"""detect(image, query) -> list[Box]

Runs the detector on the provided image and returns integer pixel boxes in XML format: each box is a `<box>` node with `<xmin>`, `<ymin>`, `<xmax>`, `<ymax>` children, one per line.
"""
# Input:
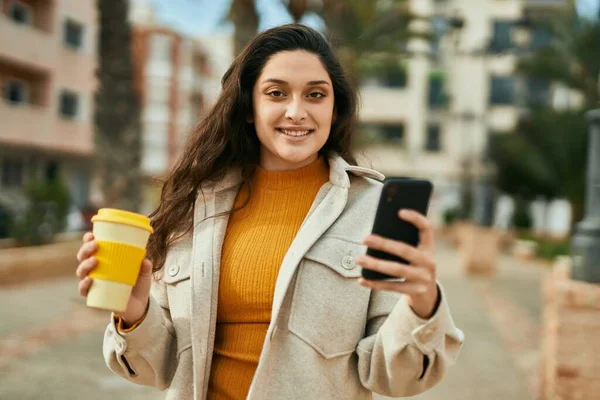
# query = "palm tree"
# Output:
<box><xmin>489</xmin><ymin>4</ymin><xmax>600</xmax><ymax>224</ymax></box>
<box><xmin>517</xmin><ymin>3</ymin><xmax>600</xmax><ymax>108</ymax></box>
<box><xmin>95</xmin><ymin>0</ymin><xmax>142</xmax><ymax>212</ymax></box>
<box><xmin>228</xmin><ymin>0</ymin><xmax>419</xmax><ymax>85</ymax></box>
<box><xmin>318</xmin><ymin>0</ymin><xmax>418</xmax><ymax>83</ymax></box>
<box><xmin>228</xmin><ymin>0</ymin><xmax>260</xmax><ymax>56</ymax></box>
<box><xmin>489</xmin><ymin>108</ymin><xmax>588</xmax><ymax>223</ymax></box>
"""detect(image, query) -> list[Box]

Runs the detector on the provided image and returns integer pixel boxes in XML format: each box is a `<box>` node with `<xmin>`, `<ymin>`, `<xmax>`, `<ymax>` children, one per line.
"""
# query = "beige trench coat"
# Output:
<box><xmin>103</xmin><ymin>154</ymin><xmax>464</xmax><ymax>399</ymax></box>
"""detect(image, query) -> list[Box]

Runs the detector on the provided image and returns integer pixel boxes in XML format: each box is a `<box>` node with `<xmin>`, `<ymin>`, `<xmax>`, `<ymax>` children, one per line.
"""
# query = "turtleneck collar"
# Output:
<box><xmin>253</xmin><ymin>157</ymin><xmax>329</xmax><ymax>190</ymax></box>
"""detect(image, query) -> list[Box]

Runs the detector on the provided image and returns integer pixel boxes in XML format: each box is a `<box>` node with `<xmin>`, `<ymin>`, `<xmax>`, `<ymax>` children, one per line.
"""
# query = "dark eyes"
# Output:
<box><xmin>266</xmin><ymin>91</ymin><xmax>326</xmax><ymax>99</ymax></box>
<box><xmin>267</xmin><ymin>90</ymin><xmax>285</xmax><ymax>98</ymax></box>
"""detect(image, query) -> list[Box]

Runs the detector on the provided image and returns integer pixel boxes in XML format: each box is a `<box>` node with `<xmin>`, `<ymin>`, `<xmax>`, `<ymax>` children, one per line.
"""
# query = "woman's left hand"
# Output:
<box><xmin>356</xmin><ymin>209</ymin><xmax>439</xmax><ymax>319</ymax></box>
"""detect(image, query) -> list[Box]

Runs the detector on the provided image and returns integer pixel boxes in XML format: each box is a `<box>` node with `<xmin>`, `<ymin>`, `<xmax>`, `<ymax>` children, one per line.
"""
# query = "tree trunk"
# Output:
<box><xmin>95</xmin><ymin>0</ymin><xmax>142</xmax><ymax>212</ymax></box>
<box><xmin>229</xmin><ymin>0</ymin><xmax>259</xmax><ymax>56</ymax></box>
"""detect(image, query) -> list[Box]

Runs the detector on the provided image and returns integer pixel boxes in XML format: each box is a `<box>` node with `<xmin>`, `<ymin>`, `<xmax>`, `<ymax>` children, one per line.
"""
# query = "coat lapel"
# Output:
<box><xmin>190</xmin><ymin>180</ymin><xmax>240</xmax><ymax>400</ymax></box>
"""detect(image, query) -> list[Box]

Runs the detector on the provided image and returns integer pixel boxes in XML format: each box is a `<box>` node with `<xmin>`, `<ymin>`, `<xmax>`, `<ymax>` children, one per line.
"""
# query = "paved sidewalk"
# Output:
<box><xmin>0</xmin><ymin>239</ymin><xmax>548</xmax><ymax>399</ymax></box>
<box><xmin>376</xmin><ymin>239</ymin><xmax>547</xmax><ymax>400</ymax></box>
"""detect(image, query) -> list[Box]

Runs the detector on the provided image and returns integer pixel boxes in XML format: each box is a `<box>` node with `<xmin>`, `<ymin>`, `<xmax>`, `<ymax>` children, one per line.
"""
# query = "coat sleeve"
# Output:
<box><xmin>355</xmin><ymin>283</ymin><xmax>464</xmax><ymax>397</ymax></box>
<box><xmin>102</xmin><ymin>277</ymin><xmax>177</xmax><ymax>390</ymax></box>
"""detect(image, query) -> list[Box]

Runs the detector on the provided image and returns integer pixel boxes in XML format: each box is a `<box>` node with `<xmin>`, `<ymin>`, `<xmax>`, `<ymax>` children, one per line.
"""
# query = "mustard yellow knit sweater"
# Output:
<box><xmin>207</xmin><ymin>158</ymin><xmax>330</xmax><ymax>399</ymax></box>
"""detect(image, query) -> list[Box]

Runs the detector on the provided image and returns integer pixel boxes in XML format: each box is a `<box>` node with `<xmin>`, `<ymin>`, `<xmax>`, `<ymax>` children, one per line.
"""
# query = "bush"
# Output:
<box><xmin>536</xmin><ymin>238</ymin><xmax>570</xmax><ymax>261</ymax></box>
<box><xmin>443</xmin><ymin>206</ymin><xmax>462</xmax><ymax>225</ymax></box>
<box><xmin>9</xmin><ymin>178</ymin><xmax>71</xmax><ymax>246</ymax></box>
<box><xmin>0</xmin><ymin>204</ymin><xmax>12</xmax><ymax>239</ymax></box>
<box><xmin>517</xmin><ymin>231</ymin><xmax>571</xmax><ymax>261</ymax></box>
<box><xmin>513</xmin><ymin>202</ymin><xmax>533</xmax><ymax>230</ymax></box>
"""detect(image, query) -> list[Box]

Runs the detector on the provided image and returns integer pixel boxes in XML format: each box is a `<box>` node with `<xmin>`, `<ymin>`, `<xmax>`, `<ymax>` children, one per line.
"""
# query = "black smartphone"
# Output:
<box><xmin>362</xmin><ymin>178</ymin><xmax>434</xmax><ymax>280</ymax></box>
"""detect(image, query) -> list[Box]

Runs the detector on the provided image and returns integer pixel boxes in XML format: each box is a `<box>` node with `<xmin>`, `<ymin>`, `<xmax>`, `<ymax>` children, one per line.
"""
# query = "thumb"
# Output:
<box><xmin>138</xmin><ymin>258</ymin><xmax>153</xmax><ymax>278</ymax></box>
<box><xmin>132</xmin><ymin>258</ymin><xmax>154</xmax><ymax>296</ymax></box>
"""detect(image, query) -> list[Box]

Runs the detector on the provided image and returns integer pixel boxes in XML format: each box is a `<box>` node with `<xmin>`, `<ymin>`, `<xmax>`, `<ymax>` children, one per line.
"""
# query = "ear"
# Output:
<box><xmin>332</xmin><ymin>107</ymin><xmax>337</xmax><ymax>123</ymax></box>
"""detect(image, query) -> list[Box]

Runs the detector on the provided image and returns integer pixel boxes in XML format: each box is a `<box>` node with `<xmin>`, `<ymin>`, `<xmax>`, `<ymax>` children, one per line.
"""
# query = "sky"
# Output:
<box><xmin>141</xmin><ymin>0</ymin><xmax>600</xmax><ymax>37</ymax></box>
<box><xmin>141</xmin><ymin>0</ymin><xmax>324</xmax><ymax>36</ymax></box>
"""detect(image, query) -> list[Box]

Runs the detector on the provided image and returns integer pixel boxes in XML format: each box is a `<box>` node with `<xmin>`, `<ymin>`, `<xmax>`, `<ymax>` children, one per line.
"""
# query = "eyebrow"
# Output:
<box><xmin>261</xmin><ymin>78</ymin><xmax>330</xmax><ymax>86</ymax></box>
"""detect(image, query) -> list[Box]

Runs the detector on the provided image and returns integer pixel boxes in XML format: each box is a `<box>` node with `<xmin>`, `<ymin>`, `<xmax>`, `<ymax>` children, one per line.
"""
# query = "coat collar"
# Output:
<box><xmin>201</xmin><ymin>154</ymin><xmax>385</xmax><ymax>194</ymax></box>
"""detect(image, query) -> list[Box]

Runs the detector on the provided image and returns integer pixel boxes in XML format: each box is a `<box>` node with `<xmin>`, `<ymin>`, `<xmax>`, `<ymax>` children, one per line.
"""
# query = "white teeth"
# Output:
<box><xmin>279</xmin><ymin>129</ymin><xmax>310</xmax><ymax>136</ymax></box>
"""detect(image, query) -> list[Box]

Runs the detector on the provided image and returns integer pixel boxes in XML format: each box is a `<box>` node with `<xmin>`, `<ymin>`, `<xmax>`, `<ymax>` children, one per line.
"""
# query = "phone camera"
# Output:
<box><xmin>386</xmin><ymin>184</ymin><xmax>399</xmax><ymax>202</ymax></box>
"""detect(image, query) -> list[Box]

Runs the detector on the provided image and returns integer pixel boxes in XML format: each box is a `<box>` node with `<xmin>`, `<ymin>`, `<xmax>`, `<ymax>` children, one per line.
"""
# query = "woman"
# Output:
<box><xmin>76</xmin><ymin>24</ymin><xmax>463</xmax><ymax>399</ymax></box>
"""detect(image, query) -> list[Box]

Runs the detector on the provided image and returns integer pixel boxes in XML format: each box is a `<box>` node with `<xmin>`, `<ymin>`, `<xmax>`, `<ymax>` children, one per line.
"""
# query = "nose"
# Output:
<box><xmin>285</xmin><ymin>97</ymin><xmax>307</xmax><ymax>122</ymax></box>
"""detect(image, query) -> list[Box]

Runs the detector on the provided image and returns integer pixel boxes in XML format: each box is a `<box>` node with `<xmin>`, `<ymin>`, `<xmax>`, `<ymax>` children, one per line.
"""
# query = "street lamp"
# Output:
<box><xmin>571</xmin><ymin>105</ymin><xmax>600</xmax><ymax>283</ymax></box>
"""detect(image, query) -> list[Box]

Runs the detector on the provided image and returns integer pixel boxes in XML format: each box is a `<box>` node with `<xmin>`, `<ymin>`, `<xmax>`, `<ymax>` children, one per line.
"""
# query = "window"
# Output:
<box><xmin>526</xmin><ymin>78</ymin><xmax>550</xmax><ymax>105</ymax></box>
<box><xmin>428</xmin><ymin>74</ymin><xmax>446</xmax><ymax>108</ymax></box>
<box><xmin>9</xmin><ymin>1</ymin><xmax>32</xmax><ymax>25</ymax></box>
<box><xmin>490</xmin><ymin>77</ymin><xmax>515</xmax><ymax>105</ymax></box>
<box><xmin>381</xmin><ymin>124</ymin><xmax>404</xmax><ymax>141</ymax></box>
<box><xmin>59</xmin><ymin>90</ymin><xmax>79</xmax><ymax>119</ymax></box>
<box><xmin>530</xmin><ymin>27</ymin><xmax>552</xmax><ymax>51</ymax></box>
<box><xmin>3</xmin><ymin>79</ymin><xmax>29</xmax><ymax>105</ymax></box>
<box><xmin>64</xmin><ymin>19</ymin><xmax>84</xmax><ymax>50</ymax></box>
<box><xmin>361</xmin><ymin>123</ymin><xmax>405</xmax><ymax>145</ymax></box>
<box><xmin>1</xmin><ymin>158</ymin><xmax>24</xmax><ymax>187</ymax></box>
<box><xmin>149</xmin><ymin>34</ymin><xmax>173</xmax><ymax>61</ymax></box>
<box><xmin>425</xmin><ymin>124</ymin><xmax>441</xmax><ymax>152</ymax></box>
<box><xmin>490</xmin><ymin>21</ymin><xmax>513</xmax><ymax>53</ymax></box>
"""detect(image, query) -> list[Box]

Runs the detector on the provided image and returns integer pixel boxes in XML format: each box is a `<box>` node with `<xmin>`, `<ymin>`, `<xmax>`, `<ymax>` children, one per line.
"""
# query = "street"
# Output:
<box><xmin>0</xmin><ymin>239</ymin><xmax>547</xmax><ymax>400</ymax></box>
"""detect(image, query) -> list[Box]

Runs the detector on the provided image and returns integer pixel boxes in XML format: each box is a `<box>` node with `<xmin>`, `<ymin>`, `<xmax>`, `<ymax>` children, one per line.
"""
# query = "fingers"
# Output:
<box><xmin>362</xmin><ymin>234</ymin><xmax>434</xmax><ymax>269</ymax></box>
<box><xmin>399</xmin><ymin>209</ymin><xmax>435</xmax><ymax>251</ymax></box>
<box><xmin>78</xmin><ymin>276</ymin><xmax>93</xmax><ymax>297</ymax></box>
<box><xmin>82</xmin><ymin>232</ymin><xmax>94</xmax><ymax>243</ymax></box>
<box><xmin>139</xmin><ymin>259</ymin><xmax>153</xmax><ymax>276</ymax></box>
<box><xmin>76</xmin><ymin>256</ymin><xmax>97</xmax><ymax>279</ymax></box>
<box><xmin>76</xmin><ymin>240</ymin><xmax>97</xmax><ymax>262</ymax></box>
<box><xmin>356</xmin><ymin>255</ymin><xmax>429</xmax><ymax>282</ymax></box>
<box><xmin>358</xmin><ymin>278</ymin><xmax>427</xmax><ymax>295</ymax></box>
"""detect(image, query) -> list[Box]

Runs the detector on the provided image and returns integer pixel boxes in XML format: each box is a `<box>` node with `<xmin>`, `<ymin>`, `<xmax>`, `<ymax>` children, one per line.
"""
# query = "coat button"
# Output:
<box><xmin>341</xmin><ymin>255</ymin><xmax>356</xmax><ymax>270</ymax></box>
<box><xmin>168</xmin><ymin>265</ymin><xmax>180</xmax><ymax>277</ymax></box>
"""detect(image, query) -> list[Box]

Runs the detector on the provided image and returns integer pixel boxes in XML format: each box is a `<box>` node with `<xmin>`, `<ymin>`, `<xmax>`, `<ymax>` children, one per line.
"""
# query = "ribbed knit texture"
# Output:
<box><xmin>207</xmin><ymin>157</ymin><xmax>330</xmax><ymax>400</ymax></box>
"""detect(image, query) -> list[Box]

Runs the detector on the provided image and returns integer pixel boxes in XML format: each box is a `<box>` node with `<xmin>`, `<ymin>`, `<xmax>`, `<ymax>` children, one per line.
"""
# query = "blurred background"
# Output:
<box><xmin>0</xmin><ymin>0</ymin><xmax>599</xmax><ymax>399</ymax></box>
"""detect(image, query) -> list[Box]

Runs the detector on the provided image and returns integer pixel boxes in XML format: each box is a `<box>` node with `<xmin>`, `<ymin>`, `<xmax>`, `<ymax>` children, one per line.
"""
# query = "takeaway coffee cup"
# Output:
<box><xmin>86</xmin><ymin>208</ymin><xmax>153</xmax><ymax>312</ymax></box>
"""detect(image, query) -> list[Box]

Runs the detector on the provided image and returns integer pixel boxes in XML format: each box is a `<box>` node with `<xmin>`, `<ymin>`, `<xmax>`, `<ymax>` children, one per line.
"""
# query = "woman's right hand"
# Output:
<box><xmin>76</xmin><ymin>232</ymin><xmax>153</xmax><ymax>326</ymax></box>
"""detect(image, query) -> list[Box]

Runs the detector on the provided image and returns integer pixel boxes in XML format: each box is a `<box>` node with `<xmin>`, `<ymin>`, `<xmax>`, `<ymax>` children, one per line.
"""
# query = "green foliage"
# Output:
<box><xmin>9</xmin><ymin>178</ymin><xmax>71</xmax><ymax>246</ymax></box>
<box><xmin>0</xmin><ymin>204</ymin><xmax>12</xmax><ymax>239</ymax></box>
<box><xmin>490</xmin><ymin>6</ymin><xmax>598</xmax><ymax>226</ymax></box>
<box><xmin>536</xmin><ymin>238</ymin><xmax>570</xmax><ymax>261</ymax></box>
<box><xmin>518</xmin><ymin>231</ymin><xmax>570</xmax><ymax>261</ymax></box>
<box><xmin>358</xmin><ymin>57</ymin><xmax>407</xmax><ymax>87</ymax></box>
<box><xmin>512</xmin><ymin>202</ymin><xmax>533</xmax><ymax>230</ymax></box>
<box><xmin>443</xmin><ymin>206</ymin><xmax>462</xmax><ymax>225</ymax></box>
<box><xmin>489</xmin><ymin>108</ymin><xmax>588</xmax><ymax>222</ymax></box>
<box><xmin>517</xmin><ymin>5</ymin><xmax>600</xmax><ymax>108</ymax></box>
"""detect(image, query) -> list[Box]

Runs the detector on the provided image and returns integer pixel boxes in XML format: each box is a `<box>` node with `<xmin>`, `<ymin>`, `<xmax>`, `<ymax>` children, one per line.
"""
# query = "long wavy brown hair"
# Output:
<box><xmin>147</xmin><ymin>24</ymin><xmax>359</xmax><ymax>272</ymax></box>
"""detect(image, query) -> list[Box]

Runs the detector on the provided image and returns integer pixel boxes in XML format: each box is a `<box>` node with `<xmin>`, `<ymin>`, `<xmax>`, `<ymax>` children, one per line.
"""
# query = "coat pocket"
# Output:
<box><xmin>162</xmin><ymin>249</ymin><xmax>192</xmax><ymax>353</ymax></box>
<box><xmin>288</xmin><ymin>237</ymin><xmax>371</xmax><ymax>359</ymax></box>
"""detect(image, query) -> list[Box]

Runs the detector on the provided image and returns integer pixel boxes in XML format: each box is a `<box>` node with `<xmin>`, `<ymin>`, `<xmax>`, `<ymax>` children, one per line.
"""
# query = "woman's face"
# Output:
<box><xmin>251</xmin><ymin>50</ymin><xmax>335</xmax><ymax>171</ymax></box>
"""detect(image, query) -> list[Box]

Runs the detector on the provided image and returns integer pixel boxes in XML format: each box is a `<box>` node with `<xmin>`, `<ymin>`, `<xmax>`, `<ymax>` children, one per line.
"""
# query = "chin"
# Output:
<box><xmin>275</xmin><ymin>148</ymin><xmax>319</xmax><ymax>168</ymax></box>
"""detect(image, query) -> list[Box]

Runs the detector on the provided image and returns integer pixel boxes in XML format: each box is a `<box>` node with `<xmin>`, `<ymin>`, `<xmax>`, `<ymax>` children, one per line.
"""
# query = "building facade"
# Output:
<box><xmin>358</xmin><ymin>0</ymin><xmax>568</xmax><ymax>226</ymax></box>
<box><xmin>0</xmin><ymin>0</ymin><xmax>97</xmax><ymax>212</ymax></box>
<box><xmin>129</xmin><ymin>2</ymin><xmax>219</xmax><ymax>214</ymax></box>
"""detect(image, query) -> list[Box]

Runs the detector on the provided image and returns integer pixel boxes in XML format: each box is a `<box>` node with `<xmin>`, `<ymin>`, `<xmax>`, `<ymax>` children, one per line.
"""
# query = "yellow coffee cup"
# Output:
<box><xmin>86</xmin><ymin>208</ymin><xmax>154</xmax><ymax>312</ymax></box>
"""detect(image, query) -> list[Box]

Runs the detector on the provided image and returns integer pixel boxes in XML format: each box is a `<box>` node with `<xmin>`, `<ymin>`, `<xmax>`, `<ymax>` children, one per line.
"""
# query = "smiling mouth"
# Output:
<box><xmin>276</xmin><ymin>128</ymin><xmax>314</xmax><ymax>137</ymax></box>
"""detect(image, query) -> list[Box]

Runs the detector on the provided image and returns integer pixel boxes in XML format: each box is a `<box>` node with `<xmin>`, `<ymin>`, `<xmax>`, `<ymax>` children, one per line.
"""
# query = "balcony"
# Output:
<box><xmin>0</xmin><ymin>102</ymin><xmax>93</xmax><ymax>155</ymax></box>
<box><xmin>0</xmin><ymin>15</ymin><xmax>57</xmax><ymax>72</ymax></box>
<box><xmin>525</xmin><ymin>0</ymin><xmax>566</xmax><ymax>8</ymax></box>
<box><xmin>359</xmin><ymin>86</ymin><xmax>413</xmax><ymax>123</ymax></box>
